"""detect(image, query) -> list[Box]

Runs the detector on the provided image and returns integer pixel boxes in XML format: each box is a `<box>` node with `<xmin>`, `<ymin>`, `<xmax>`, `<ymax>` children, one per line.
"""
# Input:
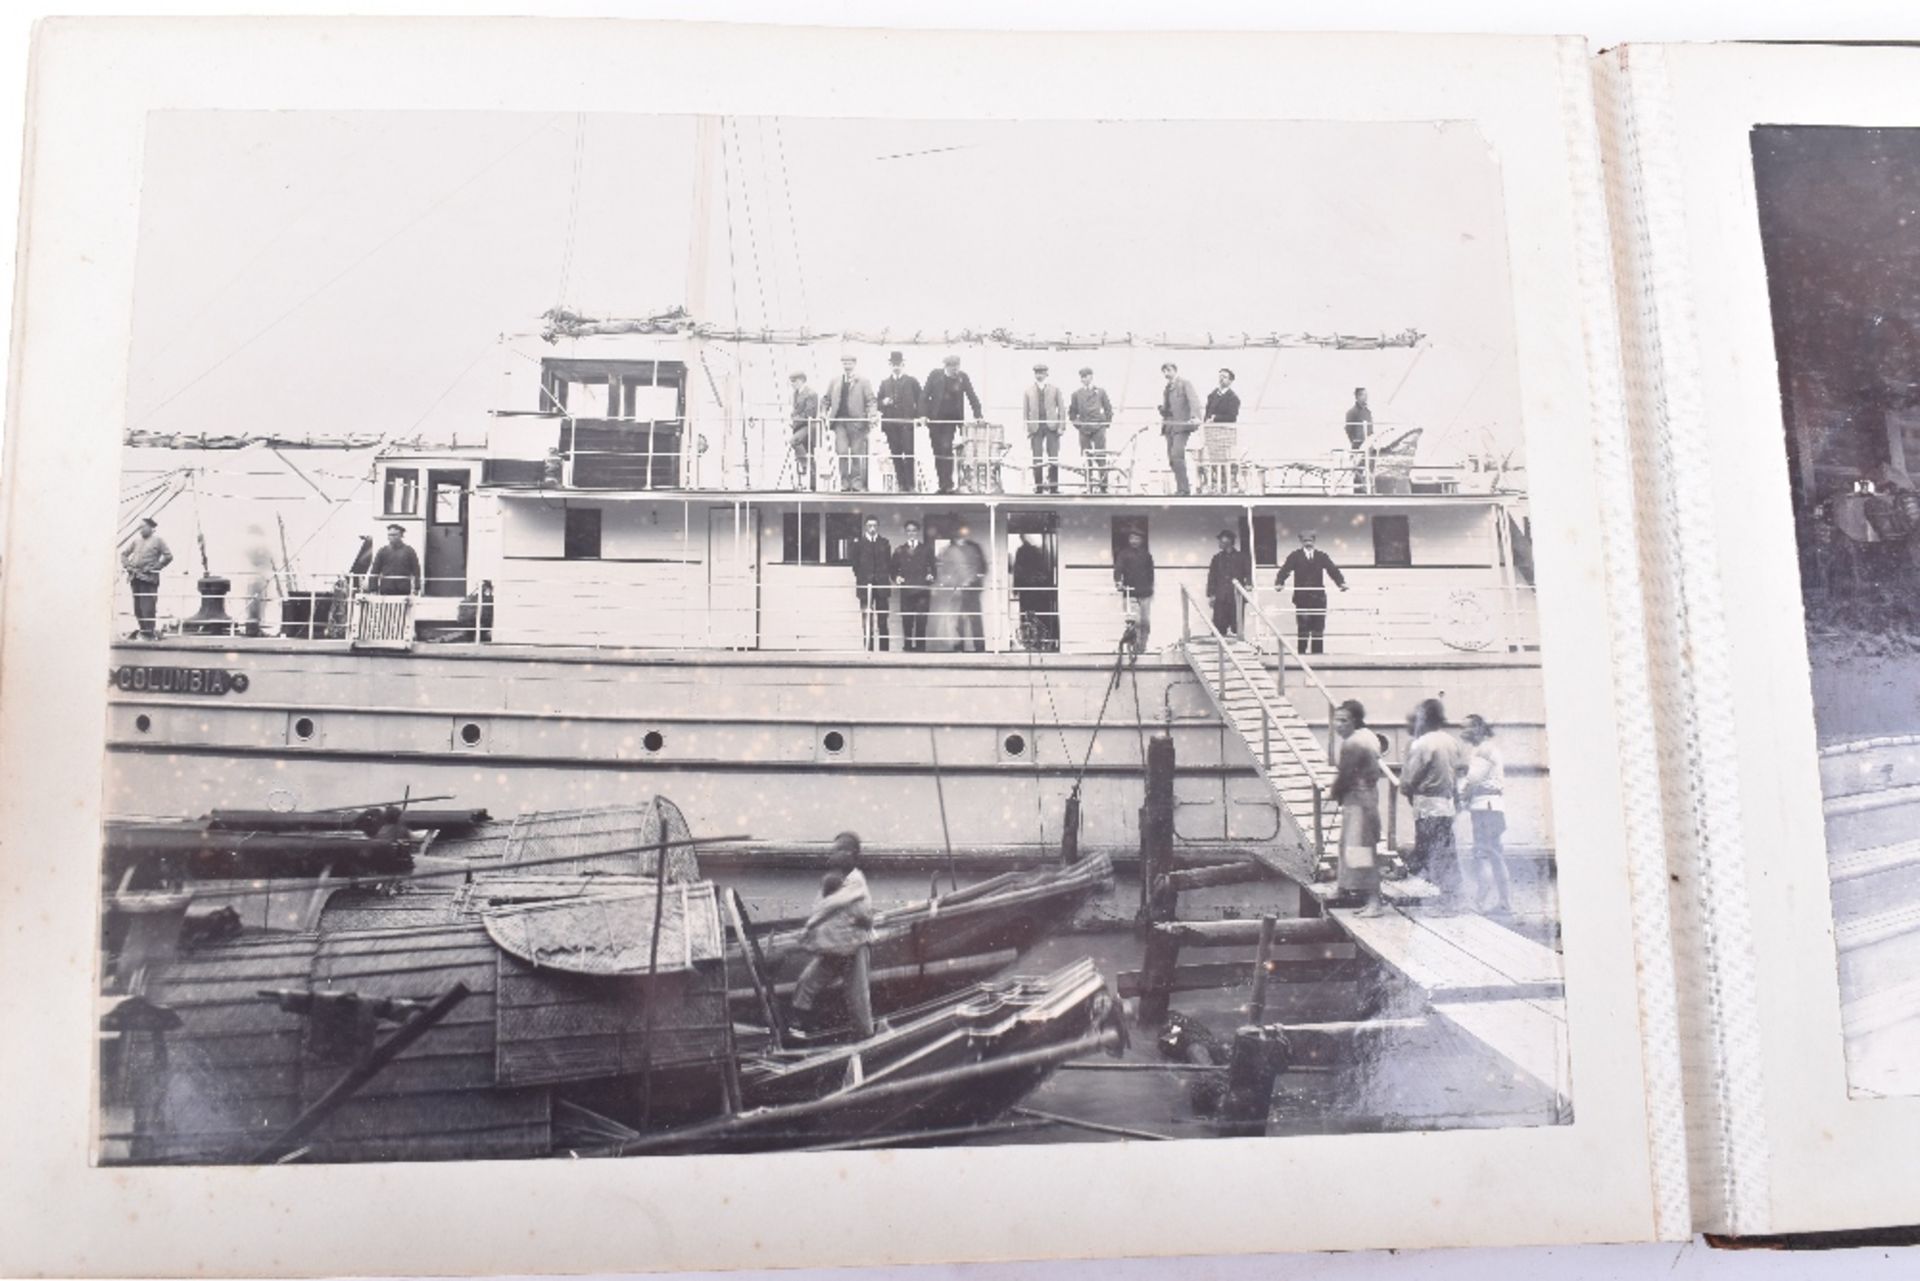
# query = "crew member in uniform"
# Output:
<box><xmin>1205</xmin><ymin>368</ymin><xmax>1241</xmax><ymax>424</ymax></box>
<box><xmin>789</xmin><ymin>371</ymin><xmax>820</xmax><ymax>491</ymax></box>
<box><xmin>1273</xmin><ymin>529</ymin><xmax>1346</xmax><ymax>654</ymax></box>
<box><xmin>370</xmin><ymin>523</ymin><xmax>423</xmax><ymax>596</ymax></box>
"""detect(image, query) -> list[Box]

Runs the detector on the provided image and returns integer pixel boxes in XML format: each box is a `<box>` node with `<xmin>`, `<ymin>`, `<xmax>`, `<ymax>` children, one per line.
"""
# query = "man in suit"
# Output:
<box><xmin>890</xmin><ymin>519</ymin><xmax>936</xmax><ymax>652</ymax></box>
<box><xmin>1158</xmin><ymin>361</ymin><xmax>1202</xmax><ymax>496</ymax></box>
<box><xmin>1069</xmin><ymin>366</ymin><xmax>1114</xmax><ymax>493</ymax></box>
<box><xmin>923</xmin><ymin>354</ymin><xmax>984</xmax><ymax>495</ymax></box>
<box><xmin>1273</xmin><ymin>530</ymin><xmax>1348</xmax><ymax>654</ymax></box>
<box><xmin>1205</xmin><ymin>528</ymin><xmax>1251</xmax><ymax>636</ymax></box>
<box><xmin>850</xmin><ymin>516</ymin><xmax>893</xmax><ymax>652</ymax></box>
<box><xmin>1022</xmin><ymin>363</ymin><xmax>1067</xmax><ymax>494</ymax></box>
<box><xmin>821</xmin><ymin>354</ymin><xmax>878</xmax><ymax>492</ymax></box>
<box><xmin>789</xmin><ymin>371</ymin><xmax>820</xmax><ymax>491</ymax></box>
<box><xmin>876</xmin><ymin>350</ymin><xmax>923</xmax><ymax>493</ymax></box>
<box><xmin>1205</xmin><ymin>368</ymin><xmax>1241</xmax><ymax>425</ymax></box>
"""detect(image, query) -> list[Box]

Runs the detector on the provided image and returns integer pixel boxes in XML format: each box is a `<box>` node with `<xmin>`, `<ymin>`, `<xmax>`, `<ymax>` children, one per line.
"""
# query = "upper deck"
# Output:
<box><xmin>464</xmin><ymin>329</ymin><xmax>1523</xmax><ymax>504</ymax></box>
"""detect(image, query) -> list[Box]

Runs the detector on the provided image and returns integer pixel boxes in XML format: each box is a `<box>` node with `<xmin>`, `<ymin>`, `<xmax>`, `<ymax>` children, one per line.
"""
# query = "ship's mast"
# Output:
<box><xmin>684</xmin><ymin>115</ymin><xmax>723</xmax><ymax>485</ymax></box>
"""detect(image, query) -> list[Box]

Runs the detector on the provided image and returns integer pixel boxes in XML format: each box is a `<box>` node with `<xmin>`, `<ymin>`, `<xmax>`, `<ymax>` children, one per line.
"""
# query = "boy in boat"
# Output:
<box><xmin>790</xmin><ymin>832</ymin><xmax>876</xmax><ymax>1038</ymax></box>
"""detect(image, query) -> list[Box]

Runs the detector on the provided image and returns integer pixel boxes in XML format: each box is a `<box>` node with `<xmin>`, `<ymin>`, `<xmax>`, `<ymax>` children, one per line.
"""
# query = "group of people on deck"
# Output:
<box><xmin>789</xmin><ymin>350</ymin><xmax>1324</xmax><ymax>497</ymax></box>
<box><xmin>1327</xmin><ymin>696</ymin><xmax>1510</xmax><ymax>920</ymax></box>
<box><xmin>841</xmin><ymin>514</ymin><xmax>1358</xmax><ymax>659</ymax></box>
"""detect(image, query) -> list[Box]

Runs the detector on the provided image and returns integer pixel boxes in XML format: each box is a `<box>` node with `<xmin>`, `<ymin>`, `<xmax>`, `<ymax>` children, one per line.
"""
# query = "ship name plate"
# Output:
<box><xmin>110</xmin><ymin>664</ymin><xmax>250</xmax><ymax>695</ymax></box>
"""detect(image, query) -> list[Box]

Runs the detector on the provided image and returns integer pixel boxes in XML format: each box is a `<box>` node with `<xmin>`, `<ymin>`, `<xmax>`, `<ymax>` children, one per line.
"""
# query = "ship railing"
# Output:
<box><xmin>109</xmin><ymin>567</ymin><xmax>1534</xmax><ymax>659</ymax></box>
<box><xmin>498</xmin><ymin>412</ymin><xmax>1504</xmax><ymax>498</ymax></box>
<box><xmin>1233</xmin><ymin>580</ymin><xmax>1540</xmax><ymax>657</ymax></box>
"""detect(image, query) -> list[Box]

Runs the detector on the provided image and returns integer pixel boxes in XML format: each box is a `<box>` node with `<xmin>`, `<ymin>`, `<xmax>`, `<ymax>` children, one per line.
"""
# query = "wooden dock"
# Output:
<box><xmin>1328</xmin><ymin>901</ymin><xmax>1570</xmax><ymax>1112</ymax></box>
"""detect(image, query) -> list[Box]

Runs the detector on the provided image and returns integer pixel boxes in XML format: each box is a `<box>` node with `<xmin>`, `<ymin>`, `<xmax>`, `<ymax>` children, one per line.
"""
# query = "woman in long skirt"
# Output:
<box><xmin>1330</xmin><ymin>698</ymin><xmax>1386</xmax><ymax>917</ymax></box>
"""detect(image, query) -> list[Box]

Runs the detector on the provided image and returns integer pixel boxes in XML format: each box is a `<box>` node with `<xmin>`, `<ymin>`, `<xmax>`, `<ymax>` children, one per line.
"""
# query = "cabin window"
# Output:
<box><xmin>564</xmin><ymin>507</ymin><xmax>603</xmax><ymax>560</ymax></box>
<box><xmin>383</xmin><ymin>469</ymin><xmax>420</xmax><ymax>517</ymax></box>
<box><xmin>1372</xmin><ymin>515</ymin><xmax>1412</xmax><ymax>567</ymax></box>
<box><xmin>781</xmin><ymin>512</ymin><xmax>860</xmax><ymax>565</ymax></box>
<box><xmin>431</xmin><ymin>481</ymin><xmax>465</xmax><ymax>525</ymax></box>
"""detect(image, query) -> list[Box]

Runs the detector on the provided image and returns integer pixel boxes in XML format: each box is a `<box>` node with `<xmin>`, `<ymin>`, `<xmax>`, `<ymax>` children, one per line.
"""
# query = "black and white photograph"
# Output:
<box><xmin>89</xmin><ymin>110</ymin><xmax>1574</xmax><ymax>1165</ymax></box>
<box><xmin>1754</xmin><ymin>123</ymin><xmax>1920</xmax><ymax>1100</ymax></box>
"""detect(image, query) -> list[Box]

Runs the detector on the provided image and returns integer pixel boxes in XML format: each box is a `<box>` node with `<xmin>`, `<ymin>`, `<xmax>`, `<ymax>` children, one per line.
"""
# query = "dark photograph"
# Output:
<box><xmin>1755</xmin><ymin>124</ymin><xmax>1920</xmax><ymax>1097</ymax></box>
<box><xmin>96</xmin><ymin>113</ymin><xmax>1567</xmax><ymax>1165</ymax></box>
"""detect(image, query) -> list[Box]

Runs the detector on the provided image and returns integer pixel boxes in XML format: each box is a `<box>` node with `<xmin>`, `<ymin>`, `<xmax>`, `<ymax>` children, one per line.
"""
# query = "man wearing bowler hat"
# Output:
<box><xmin>877</xmin><ymin>350</ymin><xmax>923</xmax><ymax>493</ymax></box>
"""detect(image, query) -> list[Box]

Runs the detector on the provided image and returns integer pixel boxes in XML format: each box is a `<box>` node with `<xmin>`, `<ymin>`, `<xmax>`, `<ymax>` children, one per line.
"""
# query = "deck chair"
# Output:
<box><xmin>956</xmin><ymin>422</ymin><xmax>1010</xmax><ymax>494</ymax></box>
<box><xmin>1196</xmin><ymin>425</ymin><xmax>1250</xmax><ymax>494</ymax></box>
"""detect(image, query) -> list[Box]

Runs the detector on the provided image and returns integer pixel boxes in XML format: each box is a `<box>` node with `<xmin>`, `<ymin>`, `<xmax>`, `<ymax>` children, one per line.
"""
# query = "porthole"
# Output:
<box><xmin>822</xmin><ymin>730</ymin><xmax>846</xmax><ymax>754</ymax></box>
<box><xmin>292</xmin><ymin>716</ymin><xmax>316</xmax><ymax>742</ymax></box>
<box><xmin>459</xmin><ymin>722</ymin><xmax>483</xmax><ymax>747</ymax></box>
<box><xmin>134</xmin><ymin>714</ymin><xmax>152</xmax><ymax>734</ymax></box>
<box><xmin>643</xmin><ymin>730</ymin><xmax>665</xmax><ymax>753</ymax></box>
<box><xmin>1004</xmin><ymin>732</ymin><xmax>1026</xmax><ymax>758</ymax></box>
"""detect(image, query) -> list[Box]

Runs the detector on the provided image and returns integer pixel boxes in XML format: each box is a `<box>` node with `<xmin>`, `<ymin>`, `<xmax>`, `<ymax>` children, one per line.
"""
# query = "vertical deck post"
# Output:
<box><xmin>1245</xmin><ymin>915</ymin><xmax>1277</xmax><ymax>1024</ymax></box>
<box><xmin>1312</xmin><ymin>782</ymin><xmax>1325</xmax><ymax>864</ymax></box>
<box><xmin>1136</xmin><ymin>733</ymin><xmax>1179</xmax><ymax>1027</ymax></box>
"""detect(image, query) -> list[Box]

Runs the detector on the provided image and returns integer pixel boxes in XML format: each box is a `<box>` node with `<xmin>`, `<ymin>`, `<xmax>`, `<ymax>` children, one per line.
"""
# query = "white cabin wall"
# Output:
<box><xmin>488</xmin><ymin>498</ymin><xmax>703</xmax><ymax>645</ymax></box>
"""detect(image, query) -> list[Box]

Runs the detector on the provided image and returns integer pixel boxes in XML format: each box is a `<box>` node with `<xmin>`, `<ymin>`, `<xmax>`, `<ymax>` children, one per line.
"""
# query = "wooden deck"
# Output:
<box><xmin>1328</xmin><ymin>902</ymin><xmax>1570</xmax><ymax>1111</ymax></box>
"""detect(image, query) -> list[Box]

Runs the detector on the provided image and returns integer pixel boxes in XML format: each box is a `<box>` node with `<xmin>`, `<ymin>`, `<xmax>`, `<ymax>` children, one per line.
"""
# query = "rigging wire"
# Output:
<box><xmin>733</xmin><ymin>117</ymin><xmax>772</xmax><ymax>331</ymax></box>
<box><xmin>129</xmin><ymin>117</ymin><xmax>562</xmax><ymax>433</ymax></box>
<box><xmin>772</xmin><ymin>117</ymin><xmax>810</xmax><ymax>327</ymax></box>
<box><xmin>753</xmin><ymin>118</ymin><xmax>786</xmax><ymax>326</ymax></box>
<box><xmin>555</xmin><ymin>113</ymin><xmax>587</xmax><ymax>308</ymax></box>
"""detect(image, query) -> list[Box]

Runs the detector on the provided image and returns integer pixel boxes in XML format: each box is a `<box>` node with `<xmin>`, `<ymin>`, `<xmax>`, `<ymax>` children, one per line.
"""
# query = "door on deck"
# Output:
<box><xmin>1006</xmin><ymin>510</ymin><xmax>1059</xmax><ymax>651</ymax></box>
<box><xmin>423</xmin><ymin>470</ymin><xmax>470</xmax><ymax>597</ymax></box>
<box><xmin>707</xmin><ymin>506</ymin><xmax>759</xmax><ymax>648</ymax></box>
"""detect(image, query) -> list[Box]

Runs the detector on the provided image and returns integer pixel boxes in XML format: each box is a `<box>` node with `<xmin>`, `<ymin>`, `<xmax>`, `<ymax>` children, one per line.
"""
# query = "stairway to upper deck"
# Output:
<box><xmin>1177</xmin><ymin>623</ymin><xmax>1341</xmax><ymax>885</ymax></box>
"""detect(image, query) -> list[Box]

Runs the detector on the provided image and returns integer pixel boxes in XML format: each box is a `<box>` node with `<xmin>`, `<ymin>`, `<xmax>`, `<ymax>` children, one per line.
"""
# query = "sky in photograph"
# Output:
<box><xmin>122</xmin><ymin>112</ymin><xmax>1522</xmax><ymax>458</ymax></box>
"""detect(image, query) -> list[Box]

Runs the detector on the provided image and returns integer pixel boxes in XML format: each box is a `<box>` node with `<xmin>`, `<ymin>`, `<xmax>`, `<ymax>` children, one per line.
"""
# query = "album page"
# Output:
<box><xmin>1597</xmin><ymin>39</ymin><xmax>1920</xmax><ymax>1236</ymax></box>
<box><xmin>0</xmin><ymin>19</ymin><xmax>1680</xmax><ymax>1273</ymax></box>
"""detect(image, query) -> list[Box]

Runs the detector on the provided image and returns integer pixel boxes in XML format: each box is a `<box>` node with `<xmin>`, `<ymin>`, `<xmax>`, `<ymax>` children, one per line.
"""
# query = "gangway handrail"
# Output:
<box><xmin>1231</xmin><ymin>579</ymin><xmax>1403</xmax><ymax>790</ymax></box>
<box><xmin>1177</xmin><ymin>585</ymin><xmax>1331</xmax><ymax>865</ymax></box>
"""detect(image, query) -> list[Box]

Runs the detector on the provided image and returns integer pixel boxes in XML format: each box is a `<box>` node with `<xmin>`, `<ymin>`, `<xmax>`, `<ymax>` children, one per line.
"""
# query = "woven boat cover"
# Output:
<box><xmin>482</xmin><ymin>881</ymin><xmax>724</xmax><ymax>976</ymax></box>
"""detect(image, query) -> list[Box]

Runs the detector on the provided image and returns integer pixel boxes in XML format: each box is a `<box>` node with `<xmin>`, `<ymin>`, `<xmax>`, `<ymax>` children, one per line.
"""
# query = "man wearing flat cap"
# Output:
<box><xmin>820</xmin><ymin>354</ymin><xmax>877</xmax><ymax>492</ymax></box>
<box><xmin>877</xmin><ymin>351</ymin><xmax>923</xmax><ymax>493</ymax></box>
<box><xmin>1022</xmin><ymin>362</ymin><xmax>1067</xmax><ymax>495</ymax></box>
<box><xmin>788</xmin><ymin>370</ymin><xmax>820</xmax><ymax>491</ymax></box>
<box><xmin>1069</xmin><ymin>366</ymin><xmax>1115</xmax><ymax>494</ymax></box>
<box><xmin>923</xmin><ymin>354</ymin><xmax>984</xmax><ymax>496</ymax></box>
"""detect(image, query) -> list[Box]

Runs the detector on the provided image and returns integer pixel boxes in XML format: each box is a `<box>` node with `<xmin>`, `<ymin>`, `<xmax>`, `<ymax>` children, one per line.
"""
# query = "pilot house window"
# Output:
<box><xmin>383</xmin><ymin>469</ymin><xmax>420</xmax><ymax>517</ymax></box>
